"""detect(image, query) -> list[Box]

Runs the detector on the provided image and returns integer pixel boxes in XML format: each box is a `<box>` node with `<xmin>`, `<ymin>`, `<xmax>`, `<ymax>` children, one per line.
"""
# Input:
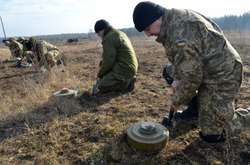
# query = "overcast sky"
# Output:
<box><xmin>0</xmin><ymin>0</ymin><xmax>249</xmax><ymax>37</ymax></box>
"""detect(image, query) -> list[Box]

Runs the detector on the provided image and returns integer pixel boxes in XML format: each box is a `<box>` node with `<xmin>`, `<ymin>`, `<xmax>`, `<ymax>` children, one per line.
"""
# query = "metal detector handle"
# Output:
<box><xmin>0</xmin><ymin>16</ymin><xmax>7</xmax><ymax>40</ymax></box>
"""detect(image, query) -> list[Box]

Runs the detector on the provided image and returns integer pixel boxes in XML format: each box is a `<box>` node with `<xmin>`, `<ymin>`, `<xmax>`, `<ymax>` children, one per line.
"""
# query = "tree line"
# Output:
<box><xmin>1</xmin><ymin>11</ymin><xmax>249</xmax><ymax>43</ymax></box>
<box><xmin>213</xmin><ymin>12</ymin><xmax>250</xmax><ymax>31</ymax></box>
<box><xmin>122</xmin><ymin>11</ymin><xmax>250</xmax><ymax>36</ymax></box>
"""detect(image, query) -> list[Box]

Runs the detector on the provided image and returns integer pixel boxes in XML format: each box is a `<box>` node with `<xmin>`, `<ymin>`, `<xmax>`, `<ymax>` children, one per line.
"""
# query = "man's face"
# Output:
<box><xmin>97</xmin><ymin>30</ymin><xmax>105</xmax><ymax>38</ymax></box>
<box><xmin>143</xmin><ymin>17</ymin><xmax>162</xmax><ymax>37</ymax></box>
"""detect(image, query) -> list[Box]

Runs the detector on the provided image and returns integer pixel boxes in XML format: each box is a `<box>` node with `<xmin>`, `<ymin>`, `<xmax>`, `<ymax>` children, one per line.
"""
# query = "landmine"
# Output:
<box><xmin>127</xmin><ymin>122</ymin><xmax>169</xmax><ymax>152</ymax></box>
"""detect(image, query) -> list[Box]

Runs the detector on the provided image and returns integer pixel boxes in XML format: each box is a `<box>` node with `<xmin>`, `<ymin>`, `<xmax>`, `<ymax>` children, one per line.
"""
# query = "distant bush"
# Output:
<box><xmin>67</xmin><ymin>38</ymin><xmax>79</xmax><ymax>43</ymax></box>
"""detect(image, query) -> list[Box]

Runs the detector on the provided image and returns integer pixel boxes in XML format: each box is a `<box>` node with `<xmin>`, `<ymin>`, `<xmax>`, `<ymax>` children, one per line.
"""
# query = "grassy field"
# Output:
<box><xmin>0</xmin><ymin>32</ymin><xmax>249</xmax><ymax>165</ymax></box>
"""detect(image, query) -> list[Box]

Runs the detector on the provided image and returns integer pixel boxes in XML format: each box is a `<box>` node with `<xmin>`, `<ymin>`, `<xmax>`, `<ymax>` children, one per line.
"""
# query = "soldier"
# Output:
<box><xmin>18</xmin><ymin>37</ymin><xmax>34</xmax><ymax>65</ymax></box>
<box><xmin>27</xmin><ymin>37</ymin><xmax>62</xmax><ymax>69</ymax></box>
<box><xmin>3</xmin><ymin>37</ymin><xmax>24</xmax><ymax>59</ymax></box>
<box><xmin>133</xmin><ymin>1</ymin><xmax>250</xmax><ymax>143</ymax></box>
<box><xmin>17</xmin><ymin>37</ymin><xmax>26</xmax><ymax>45</ymax></box>
<box><xmin>16</xmin><ymin>37</ymin><xmax>34</xmax><ymax>66</ymax></box>
<box><xmin>2</xmin><ymin>37</ymin><xmax>25</xmax><ymax>67</ymax></box>
<box><xmin>93</xmin><ymin>19</ymin><xmax>138</xmax><ymax>94</ymax></box>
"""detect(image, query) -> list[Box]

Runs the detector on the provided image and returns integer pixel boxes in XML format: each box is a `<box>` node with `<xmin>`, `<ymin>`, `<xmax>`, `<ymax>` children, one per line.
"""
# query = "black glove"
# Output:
<box><xmin>162</xmin><ymin>64</ymin><xmax>174</xmax><ymax>85</ymax></box>
<box><xmin>161</xmin><ymin>110</ymin><xmax>175</xmax><ymax>128</ymax></box>
<box><xmin>2</xmin><ymin>39</ymin><xmax>7</xmax><ymax>43</ymax></box>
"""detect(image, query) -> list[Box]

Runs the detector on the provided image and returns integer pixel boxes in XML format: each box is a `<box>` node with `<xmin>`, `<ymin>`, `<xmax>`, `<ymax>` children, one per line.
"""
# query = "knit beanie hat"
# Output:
<box><xmin>94</xmin><ymin>19</ymin><xmax>110</xmax><ymax>33</ymax></box>
<box><xmin>133</xmin><ymin>1</ymin><xmax>165</xmax><ymax>32</ymax></box>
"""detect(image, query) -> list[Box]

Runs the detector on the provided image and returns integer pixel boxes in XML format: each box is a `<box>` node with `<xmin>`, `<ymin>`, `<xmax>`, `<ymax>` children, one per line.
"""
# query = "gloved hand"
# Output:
<box><xmin>161</xmin><ymin>105</ymin><xmax>176</xmax><ymax>128</ymax></box>
<box><xmin>162</xmin><ymin>64</ymin><xmax>174</xmax><ymax>85</ymax></box>
<box><xmin>161</xmin><ymin>115</ymin><xmax>173</xmax><ymax>128</ymax></box>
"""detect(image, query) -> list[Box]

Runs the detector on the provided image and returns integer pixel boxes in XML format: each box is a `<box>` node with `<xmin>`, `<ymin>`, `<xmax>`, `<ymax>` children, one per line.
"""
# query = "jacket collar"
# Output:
<box><xmin>156</xmin><ymin>9</ymin><xmax>172</xmax><ymax>43</ymax></box>
<box><xmin>103</xmin><ymin>27</ymin><xmax>113</xmax><ymax>37</ymax></box>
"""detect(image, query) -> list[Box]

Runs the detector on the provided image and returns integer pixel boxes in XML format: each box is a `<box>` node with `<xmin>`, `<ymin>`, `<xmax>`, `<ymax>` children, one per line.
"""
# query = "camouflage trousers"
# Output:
<box><xmin>25</xmin><ymin>50</ymin><xmax>60</xmax><ymax>67</ymax></box>
<box><xmin>97</xmin><ymin>72</ymin><xmax>134</xmax><ymax>93</ymax></box>
<box><xmin>45</xmin><ymin>50</ymin><xmax>60</xmax><ymax>67</ymax></box>
<box><xmin>198</xmin><ymin>61</ymin><xmax>250</xmax><ymax>136</ymax></box>
<box><xmin>25</xmin><ymin>51</ymin><xmax>35</xmax><ymax>63</ymax></box>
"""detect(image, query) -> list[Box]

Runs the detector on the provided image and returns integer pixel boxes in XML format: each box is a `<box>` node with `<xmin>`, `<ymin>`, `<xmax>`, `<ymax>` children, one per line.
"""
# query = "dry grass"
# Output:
<box><xmin>0</xmin><ymin>33</ymin><xmax>249</xmax><ymax>165</ymax></box>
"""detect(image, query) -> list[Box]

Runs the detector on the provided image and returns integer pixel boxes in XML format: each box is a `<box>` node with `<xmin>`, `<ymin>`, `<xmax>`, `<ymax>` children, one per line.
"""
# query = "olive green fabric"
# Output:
<box><xmin>97</xmin><ymin>28</ymin><xmax>138</xmax><ymax>93</ymax></box>
<box><xmin>97</xmin><ymin>72</ymin><xmax>131</xmax><ymax>93</ymax></box>
<box><xmin>98</xmin><ymin>28</ymin><xmax>138</xmax><ymax>81</ymax></box>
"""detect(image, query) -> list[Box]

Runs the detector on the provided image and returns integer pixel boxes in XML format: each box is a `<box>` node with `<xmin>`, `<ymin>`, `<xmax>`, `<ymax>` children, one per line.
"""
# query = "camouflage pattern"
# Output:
<box><xmin>229</xmin><ymin>108</ymin><xmax>250</xmax><ymax>134</ymax></box>
<box><xmin>24</xmin><ymin>51</ymin><xmax>35</xmax><ymax>64</ymax></box>
<box><xmin>97</xmin><ymin>28</ymin><xmax>138</xmax><ymax>93</ymax></box>
<box><xmin>17</xmin><ymin>37</ymin><xmax>25</xmax><ymax>44</ymax></box>
<box><xmin>31</xmin><ymin>39</ymin><xmax>61</xmax><ymax>68</ymax></box>
<box><xmin>156</xmin><ymin>9</ymin><xmax>249</xmax><ymax>136</ymax></box>
<box><xmin>5</xmin><ymin>38</ymin><xmax>24</xmax><ymax>58</ymax></box>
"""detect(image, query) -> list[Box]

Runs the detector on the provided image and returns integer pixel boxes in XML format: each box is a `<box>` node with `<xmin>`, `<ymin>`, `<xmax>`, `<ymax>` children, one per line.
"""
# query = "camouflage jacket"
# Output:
<box><xmin>156</xmin><ymin>9</ymin><xmax>243</xmax><ymax>106</ymax></box>
<box><xmin>8</xmin><ymin>40</ymin><xmax>24</xmax><ymax>58</ymax></box>
<box><xmin>32</xmin><ymin>40</ymin><xmax>59</xmax><ymax>67</ymax></box>
<box><xmin>98</xmin><ymin>28</ymin><xmax>138</xmax><ymax>80</ymax></box>
<box><xmin>34</xmin><ymin>40</ymin><xmax>59</xmax><ymax>55</ymax></box>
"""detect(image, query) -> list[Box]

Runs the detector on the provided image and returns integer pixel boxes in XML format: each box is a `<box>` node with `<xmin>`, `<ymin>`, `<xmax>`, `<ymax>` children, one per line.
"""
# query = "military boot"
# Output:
<box><xmin>199</xmin><ymin>131</ymin><xmax>226</xmax><ymax>143</ymax></box>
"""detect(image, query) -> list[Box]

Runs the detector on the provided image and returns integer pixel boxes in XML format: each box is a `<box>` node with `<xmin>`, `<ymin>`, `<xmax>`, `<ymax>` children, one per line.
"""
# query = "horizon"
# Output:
<box><xmin>0</xmin><ymin>0</ymin><xmax>250</xmax><ymax>37</ymax></box>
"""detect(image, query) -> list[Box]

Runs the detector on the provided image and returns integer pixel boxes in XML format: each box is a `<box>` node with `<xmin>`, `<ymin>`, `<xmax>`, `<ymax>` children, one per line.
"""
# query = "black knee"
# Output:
<box><xmin>199</xmin><ymin>131</ymin><xmax>226</xmax><ymax>143</ymax></box>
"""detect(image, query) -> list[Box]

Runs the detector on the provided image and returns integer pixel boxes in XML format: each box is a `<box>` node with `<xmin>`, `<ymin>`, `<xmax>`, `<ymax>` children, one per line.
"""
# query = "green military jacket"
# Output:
<box><xmin>156</xmin><ymin>9</ymin><xmax>243</xmax><ymax>106</ymax></box>
<box><xmin>98</xmin><ymin>29</ymin><xmax>138</xmax><ymax>80</ymax></box>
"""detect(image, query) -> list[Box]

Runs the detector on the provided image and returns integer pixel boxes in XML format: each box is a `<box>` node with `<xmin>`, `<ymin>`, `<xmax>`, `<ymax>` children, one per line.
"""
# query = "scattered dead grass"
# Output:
<box><xmin>0</xmin><ymin>33</ymin><xmax>249</xmax><ymax>164</ymax></box>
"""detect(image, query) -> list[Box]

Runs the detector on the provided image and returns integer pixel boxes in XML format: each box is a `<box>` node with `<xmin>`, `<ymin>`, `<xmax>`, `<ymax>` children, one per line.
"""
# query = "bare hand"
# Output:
<box><xmin>171</xmin><ymin>80</ymin><xmax>179</xmax><ymax>93</ymax></box>
<box><xmin>170</xmin><ymin>104</ymin><xmax>177</xmax><ymax>112</ymax></box>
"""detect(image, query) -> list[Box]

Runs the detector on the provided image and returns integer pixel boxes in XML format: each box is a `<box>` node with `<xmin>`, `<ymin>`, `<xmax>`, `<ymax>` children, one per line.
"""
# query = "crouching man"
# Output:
<box><xmin>93</xmin><ymin>19</ymin><xmax>138</xmax><ymax>95</ymax></box>
<box><xmin>26</xmin><ymin>37</ymin><xmax>63</xmax><ymax>69</ymax></box>
<box><xmin>133</xmin><ymin>1</ymin><xmax>250</xmax><ymax>143</ymax></box>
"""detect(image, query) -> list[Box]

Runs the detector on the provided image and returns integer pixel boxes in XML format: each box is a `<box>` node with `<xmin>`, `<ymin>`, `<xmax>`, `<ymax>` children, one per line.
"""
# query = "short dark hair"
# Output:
<box><xmin>94</xmin><ymin>19</ymin><xmax>110</xmax><ymax>33</ymax></box>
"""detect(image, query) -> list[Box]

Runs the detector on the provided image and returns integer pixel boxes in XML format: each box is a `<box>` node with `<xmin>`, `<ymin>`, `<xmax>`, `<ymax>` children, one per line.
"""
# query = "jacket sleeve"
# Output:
<box><xmin>44</xmin><ymin>41</ymin><xmax>59</xmax><ymax>51</ymax></box>
<box><xmin>13</xmin><ymin>41</ymin><xmax>23</xmax><ymax>57</ymax></box>
<box><xmin>171</xmin><ymin>41</ymin><xmax>203</xmax><ymax>106</ymax></box>
<box><xmin>97</xmin><ymin>37</ymin><xmax>117</xmax><ymax>78</ymax></box>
